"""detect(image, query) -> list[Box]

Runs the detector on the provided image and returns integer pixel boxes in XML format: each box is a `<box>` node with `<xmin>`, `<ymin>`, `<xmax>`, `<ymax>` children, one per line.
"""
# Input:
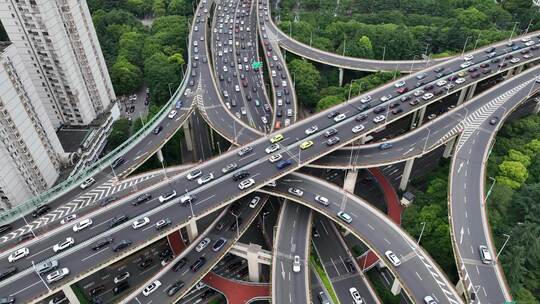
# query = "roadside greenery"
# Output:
<box><xmin>366</xmin><ymin>270</ymin><xmax>400</xmax><ymax>304</ymax></box>
<box><xmin>310</xmin><ymin>251</ymin><xmax>339</xmax><ymax>304</ymax></box>
<box><xmin>486</xmin><ymin>114</ymin><xmax>540</xmax><ymax>302</ymax></box>
<box><xmin>276</xmin><ymin>0</ymin><xmax>538</xmax><ymax>60</ymax></box>
<box><xmin>0</xmin><ymin>22</ymin><xmax>7</xmax><ymax>41</ymax></box>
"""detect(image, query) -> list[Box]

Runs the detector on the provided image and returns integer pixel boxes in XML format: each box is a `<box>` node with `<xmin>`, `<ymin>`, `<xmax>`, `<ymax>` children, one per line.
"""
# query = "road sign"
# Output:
<box><xmin>252</xmin><ymin>61</ymin><xmax>262</xmax><ymax>69</ymax></box>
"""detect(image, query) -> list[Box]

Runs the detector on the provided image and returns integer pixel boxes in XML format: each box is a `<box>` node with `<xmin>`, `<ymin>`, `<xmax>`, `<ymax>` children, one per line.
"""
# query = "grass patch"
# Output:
<box><xmin>310</xmin><ymin>250</ymin><xmax>339</xmax><ymax>304</ymax></box>
<box><xmin>367</xmin><ymin>270</ymin><xmax>400</xmax><ymax>304</ymax></box>
<box><xmin>351</xmin><ymin>245</ymin><xmax>364</xmax><ymax>257</ymax></box>
<box><xmin>71</xmin><ymin>284</ymin><xmax>90</xmax><ymax>304</ymax></box>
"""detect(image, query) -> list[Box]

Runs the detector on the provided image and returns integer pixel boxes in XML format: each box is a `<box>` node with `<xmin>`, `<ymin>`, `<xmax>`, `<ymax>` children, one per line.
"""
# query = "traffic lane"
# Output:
<box><xmin>127</xmin><ymin>193</ymin><xmax>266</xmax><ymax>303</ymax></box>
<box><xmin>267</xmin><ymin>172</ymin><xmax>462</xmax><ymax>304</ymax></box>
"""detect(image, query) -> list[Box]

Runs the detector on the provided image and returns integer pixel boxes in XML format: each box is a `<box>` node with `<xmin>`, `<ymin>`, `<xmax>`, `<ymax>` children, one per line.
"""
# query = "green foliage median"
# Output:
<box><xmin>310</xmin><ymin>251</ymin><xmax>339</xmax><ymax>304</ymax></box>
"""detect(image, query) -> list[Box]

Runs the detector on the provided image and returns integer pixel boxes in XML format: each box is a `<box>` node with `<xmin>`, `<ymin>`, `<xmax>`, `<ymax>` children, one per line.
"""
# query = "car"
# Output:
<box><xmin>384</xmin><ymin>250</ymin><xmax>401</xmax><ymax>266</ymax></box>
<box><xmin>315</xmin><ymin>195</ymin><xmax>329</xmax><ymax>206</ymax></box>
<box><xmin>337</xmin><ymin>211</ymin><xmax>353</xmax><ymax>224</ymax></box>
<box><xmin>32</xmin><ymin>205</ymin><xmax>50</xmax><ymax>217</ymax></box>
<box><xmin>92</xmin><ymin>237</ymin><xmax>113</xmax><ymax>250</ymax></box>
<box><xmin>422</xmin><ymin>93</ymin><xmax>434</xmax><ymax>100</ymax></box>
<box><xmin>187</xmin><ymin>170</ymin><xmax>202</xmax><ymax>180</ymax></box>
<box><xmin>424</xmin><ymin>296</ymin><xmax>437</xmax><ymax>304</ymax></box>
<box><xmin>409</xmin><ymin>99</ymin><xmax>420</xmax><ymax>106</ymax></box>
<box><xmin>300</xmin><ymin>140</ymin><xmax>313</xmax><ymax>150</ymax></box>
<box><xmin>139</xmin><ymin>256</ymin><xmax>154</xmax><ymax>269</ymax></box>
<box><xmin>132</xmin><ymin>217</ymin><xmax>150</xmax><ymax>229</ymax></box>
<box><xmin>396</xmin><ymin>87</ymin><xmax>408</xmax><ymax>94</ymax></box>
<box><xmin>98</xmin><ymin>195</ymin><xmax>118</xmax><ymax>207</ymax></box>
<box><xmin>73</xmin><ymin>218</ymin><xmax>93</xmax><ymax>232</ymax></box>
<box><xmin>304</xmin><ymin>125</ymin><xmax>318</xmax><ymax>135</ymax></box>
<box><xmin>489</xmin><ymin>116</ymin><xmax>499</xmax><ymax>125</ymax></box>
<box><xmin>288</xmin><ymin>187</ymin><xmax>304</xmax><ymax>197</ymax></box>
<box><xmin>131</xmin><ymin>193</ymin><xmax>152</xmax><ymax>206</ymax></box>
<box><xmin>0</xmin><ymin>224</ymin><xmax>12</xmax><ymax>235</ymax></box>
<box><xmin>436</xmin><ymin>80</ymin><xmax>447</xmax><ymax>87</ymax></box>
<box><xmin>190</xmin><ymin>257</ymin><xmax>207</xmax><ymax>272</ymax></box>
<box><xmin>374</xmin><ymin>106</ymin><xmax>386</xmax><ymax>114</ymax></box>
<box><xmin>36</xmin><ymin>260</ymin><xmax>58</xmax><ymax>275</ymax></box>
<box><xmin>510</xmin><ymin>57</ymin><xmax>520</xmax><ymax>63</ymax></box>
<box><xmin>238</xmin><ymin>146</ymin><xmax>253</xmax><ymax>156</ymax></box>
<box><xmin>212</xmin><ymin>238</ymin><xmax>227</xmax><ymax>252</ymax></box>
<box><xmin>373</xmin><ymin>115</ymin><xmax>386</xmax><ymax>123</ymax></box>
<box><xmin>46</xmin><ymin>267</ymin><xmax>69</xmax><ymax>283</ymax></box>
<box><xmin>327</xmin><ymin>111</ymin><xmax>339</xmax><ymax>119</ymax></box>
<box><xmin>292</xmin><ymin>255</ymin><xmax>301</xmax><ymax>273</ymax></box>
<box><xmin>349</xmin><ymin>287</ymin><xmax>364</xmax><ymax>304</ymax></box>
<box><xmin>0</xmin><ymin>297</ymin><xmax>15</xmax><ymax>304</ymax></box>
<box><xmin>265</xmin><ymin>144</ymin><xmax>280</xmax><ymax>154</ymax></box>
<box><xmin>270</xmin><ymin>134</ymin><xmax>284</xmax><ymax>143</ymax></box>
<box><xmin>113</xmin><ymin>281</ymin><xmax>130</xmax><ymax>295</ymax></box>
<box><xmin>80</xmin><ymin>178</ymin><xmax>95</xmax><ymax>189</ymax></box>
<box><xmin>479</xmin><ymin>245</ymin><xmax>493</xmax><ymax>264</ymax></box>
<box><xmin>324</xmin><ymin>128</ymin><xmax>338</xmax><ymax>137</ymax></box>
<box><xmin>168</xmin><ymin>110</ymin><xmax>177</xmax><ymax>119</ymax></box>
<box><xmin>455</xmin><ymin>77</ymin><xmax>466</xmax><ymax>84</ymax></box>
<box><xmin>154</xmin><ymin>218</ymin><xmax>172</xmax><ymax>230</ymax></box>
<box><xmin>0</xmin><ymin>267</ymin><xmax>17</xmax><ymax>282</ymax></box>
<box><xmin>153</xmin><ymin>125</ymin><xmax>163</xmax><ymax>134</ymax></box>
<box><xmin>416</xmin><ymin>72</ymin><xmax>428</xmax><ymax>80</ymax></box>
<box><xmin>414</xmin><ymin>89</ymin><xmax>425</xmax><ymax>97</ymax></box>
<box><xmin>334</xmin><ymin>113</ymin><xmax>346</xmax><ymax>122</ymax></box>
<box><xmin>355</xmin><ymin>114</ymin><xmax>367</xmax><ymax>121</ymax></box>
<box><xmin>158</xmin><ymin>190</ymin><xmax>177</xmax><ymax>203</ymax></box>
<box><xmin>113</xmin><ymin>272</ymin><xmax>130</xmax><ymax>284</ymax></box>
<box><xmin>379</xmin><ymin>142</ymin><xmax>393</xmax><ymax>150</ymax></box>
<box><xmin>276</xmin><ymin>159</ymin><xmax>292</xmax><ymax>170</ymax></box>
<box><xmin>172</xmin><ymin>258</ymin><xmax>188</xmax><ymax>272</ymax></box>
<box><xmin>16</xmin><ymin>232</ymin><xmax>33</xmax><ymax>244</ymax></box>
<box><xmin>380</xmin><ymin>94</ymin><xmax>392</xmax><ymax>102</ymax></box>
<box><xmin>232</xmin><ymin>170</ymin><xmax>250</xmax><ymax>181</ymax></box>
<box><xmin>360</xmin><ymin>95</ymin><xmax>371</xmax><ymax>103</ymax></box>
<box><xmin>463</xmin><ymin>54</ymin><xmax>474</xmax><ymax>61</ymax></box>
<box><xmin>392</xmin><ymin>108</ymin><xmax>403</xmax><ymax>115</ymax></box>
<box><xmin>352</xmin><ymin>125</ymin><xmax>364</xmax><ymax>133</ymax></box>
<box><xmin>269</xmin><ymin>153</ymin><xmax>283</xmax><ymax>163</ymax></box>
<box><xmin>460</xmin><ymin>61</ymin><xmax>473</xmax><ymax>68</ymax></box>
<box><xmin>89</xmin><ymin>285</ymin><xmax>105</xmax><ymax>297</ymax></box>
<box><xmin>222</xmin><ymin>163</ymin><xmax>237</xmax><ymax>173</ymax></box>
<box><xmin>312</xmin><ymin>227</ymin><xmax>321</xmax><ymax>238</ymax></box>
<box><xmin>196</xmin><ymin>237</ymin><xmax>211</xmax><ymax>252</ymax></box>
<box><xmin>197</xmin><ymin>173</ymin><xmax>214</xmax><ymax>185</ymax></box>
<box><xmin>326</xmin><ymin>136</ymin><xmax>340</xmax><ymax>146</ymax></box>
<box><xmin>175</xmin><ymin>100</ymin><xmax>183</xmax><ymax>109</ymax></box>
<box><xmin>394</xmin><ymin>80</ymin><xmax>405</xmax><ymax>87</ymax></box>
<box><xmin>238</xmin><ymin>178</ymin><xmax>255</xmax><ymax>190</ymax></box>
<box><xmin>113</xmin><ymin>240</ymin><xmax>132</xmax><ymax>252</ymax></box>
<box><xmin>142</xmin><ymin>280</ymin><xmax>162</xmax><ymax>296</ymax></box>
<box><xmin>167</xmin><ymin>281</ymin><xmax>185</xmax><ymax>297</ymax></box>
<box><xmin>58</xmin><ymin>214</ymin><xmax>77</xmax><ymax>225</ymax></box>
<box><xmin>246</xmin><ymin>195</ymin><xmax>262</xmax><ymax>209</ymax></box>
<box><xmin>110</xmin><ymin>214</ymin><xmax>129</xmax><ymax>228</ymax></box>
<box><xmin>53</xmin><ymin>237</ymin><xmax>75</xmax><ymax>253</ymax></box>
<box><xmin>318</xmin><ymin>291</ymin><xmax>331</xmax><ymax>304</ymax></box>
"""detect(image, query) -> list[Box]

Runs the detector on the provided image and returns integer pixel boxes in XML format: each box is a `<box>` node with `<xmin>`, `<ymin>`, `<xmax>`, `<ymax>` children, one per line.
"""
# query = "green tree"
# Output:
<box><xmin>497</xmin><ymin>161</ymin><xmax>528</xmax><ymax>189</ymax></box>
<box><xmin>316</xmin><ymin>95</ymin><xmax>343</xmax><ymax>111</ymax></box>
<box><xmin>0</xmin><ymin>21</ymin><xmax>8</xmax><ymax>41</ymax></box>
<box><xmin>168</xmin><ymin>0</ymin><xmax>191</xmax><ymax>15</ymax></box>
<box><xmin>144</xmin><ymin>52</ymin><xmax>182</xmax><ymax>105</ymax></box>
<box><xmin>118</xmin><ymin>31</ymin><xmax>146</xmax><ymax>67</ymax></box>
<box><xmin>106</xmin><ymin>118</ymin><xmax>131</xmax><ymax>151</ymax></box>
<box><xmin>288</xmin><ymin>59</ymin><xmax>320</xmax><ymax>108</ymax></box>
<box><xmin>110</xmin><ymin>56</ymin><xmax>143</xmax><ymax>95</ymax></box>
<box><xmin>153</xmin><ymin>0</ymin><xmax>167</xmax><ymax>17</ymax></box>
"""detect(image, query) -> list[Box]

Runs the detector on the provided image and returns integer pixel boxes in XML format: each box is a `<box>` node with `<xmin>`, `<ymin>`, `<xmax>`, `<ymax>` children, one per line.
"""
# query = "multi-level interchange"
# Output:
<box><xmin>0</xmin><ymin>0</ymin><xmax>538</xmax><ymax>303</ymax></box>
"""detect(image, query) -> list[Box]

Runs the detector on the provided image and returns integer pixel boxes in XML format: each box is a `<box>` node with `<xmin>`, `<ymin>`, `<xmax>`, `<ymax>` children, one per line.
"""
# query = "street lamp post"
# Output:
<box><xmin>168</xmin><ymin>83</ymin><xmax>174</xmax><ymax>98</ymax></box>
<box><xmin>461</xmin><ymin>36</ymin><xmax>471</xmax><ymax>59</ymax></box>
<box><xmin>496</xmin><ymin>233</ymin><xmax>511</xmax><ymax>261</ymax></box>
<box><xmin>186</xmin><ymin>189</ymin><xmax>195</xmax><ymax>219</ymax></box>
<box><xmin>231</xmin><ymin>212</ymin><xmax>240</xmax><ymax>238</ymax></box>
<box><xmin>484</xmin><ymin>176</ymin><xmax>496</xmax><ymax>205</ymax></box>
<box><xmin>417</xmin><ymin>221</ymin><xmax>426</xmax><ymax>245</ymax></box>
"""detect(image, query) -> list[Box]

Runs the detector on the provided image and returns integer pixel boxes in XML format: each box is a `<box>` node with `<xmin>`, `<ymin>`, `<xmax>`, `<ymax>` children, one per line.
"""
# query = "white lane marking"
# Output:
<box><xmin>81</xmin><ymin>247</ymin><xmax>109</xmax><ymax>262</ymax></box>
<box><xmin>9</xmin><ymin>280</ymin><xmax>43</xmax><ymax>296</ymax></box>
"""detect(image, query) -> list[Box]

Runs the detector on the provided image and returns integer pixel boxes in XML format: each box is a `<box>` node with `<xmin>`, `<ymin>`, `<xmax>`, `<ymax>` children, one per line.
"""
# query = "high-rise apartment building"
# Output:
<box><xmin>0</xmin><ymin>42</ymin><xmax>67</xmax><ymax>210</ymax></box>
<box><xmin>0</xmin><ymin>0</ymin><xmax>116</xmax><ymax>128</ymax></box>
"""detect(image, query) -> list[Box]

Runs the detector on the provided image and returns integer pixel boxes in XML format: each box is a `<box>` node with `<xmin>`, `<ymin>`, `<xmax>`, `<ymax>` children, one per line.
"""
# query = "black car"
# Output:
<box><xmin>92</xmin><ymin>237</ymin><xmax>114</xmax><ymax>250</ymax></box>
<box><xmin>32</xmin><ymin>205</ymin><xmax>50</xmax><ymax>218</ymax></box>
<box><xmin>153</xmin><ymin>125</ymin><xmax>163</xmax><ymax>134</ymax></box>
<box><xmin>392</xmin><ymin>108</ymin><xmax>403</xmax><ymax>115</ymax></box>
<box><xmin>172</xmin><ymin>258</ymin><xmax>188</xmax><ymax>272</ymax></box>
<box><xmin>400</xmin><ymin>96</ymin><xmax>411</xmax><ymax>103</ymax></box>
<box><xmin>324</xmin><ymin>128</ymin><xmax>338</xmax><ymax>138</ymax></box>
<box><xmin>113</xmin><ymin>240</ymin><xmax>132</xmax><ymax>252</ymax></box>
<box><xmin>109</xmin><ymin>214</ymin><xmax>129</xmax><ymax>228</ymax></box>
<box><xmin>345</xmin><ymin>258</ymin><xmax>356</xmax><ymax>273</ymax></box>
<box><xmin>355</xmin><ymin>114</ymin><xmax>367</xmax><ymax>121</ymax></box>
<box><xmin>18</xmin><ymin>232</ymin><xmax>34</xmax><ymax>243</ymax></box>
<box><xmin>113</xmin><ymin>281</ymin><xmax>130</xmax><ymax>295</ymax></box>
<box><xmin>373</xmin><ymin>106</ymin><xmax>386</xmax><ymax>114</ymax></box>
<box><xmin>48</xmin><ymin>296</ymin><xmax>67</xmax><ymax>304</ymax></box>
<box><xmin>0</xmin><ymin>267</ymin><xmax>17</xmax><ymax>282</ymax></box>
<box><xmin>139</xmin><ymin>257</ymin><xmax>154</xmax><ymax>269</ymax></box>
<box><xmin>131</xmin><ymin>193</ymin><xmax>152</xmax><ymax>206</ymax></box>
<box><xmin>89</xmin><ymin>285</ymin><xmax>105</xmax><ymax>296</ymax></box>
<box><xmin>160</xmin><ymin>248</ymin><xmax>173</xmax><ymax>258</ymax></box>
<box><xmin>111</xmin><ymin>157</ymin><xmax>125</xmax><ymax>169</ymax></box>
<box><xmin>327</xmin><ymin>111</ymin><xmax>339</xmax><ymax>119</ymax></box>
<box><xmin>326</xmin><ymin>136</ymin><xmax>340</xmax><ymax>146</ymax></box>
<box><xmin>190</xmin><ymin>257</ymin><xmax>207</xmax><ymax>272</ymax></box>
<box><xmin>0</xmin><ymin>224</ymin><xmax>12</xmax><ymax>235</ymax></box>
<box><xmin>232</xmin><ymin>171</ymin><xmax>250</xmax><ymax>181</ymax></box>
<box><xmin>167</xmin><ymin>281</ymin><xmax>185</xmax><ymax>296</ymax></box>
<box><xmin>99</xmin><ymin>196</ymin><xmax>118</xmax><ymax>207</ymax></box>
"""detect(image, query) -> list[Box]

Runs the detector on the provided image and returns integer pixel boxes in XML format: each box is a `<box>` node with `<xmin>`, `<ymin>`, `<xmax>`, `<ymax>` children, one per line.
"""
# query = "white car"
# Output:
<box><xmin>195</xmin><ymin>237</ymin><xmax>211</xmax><ymax>252</ymax></box>
<box><xmin>510</xmin><ymin>57</ymin><xmax>520</xmax><ymax>64</ymax></box>
<box><xmin>249</xmin><ymin>196</ymin><xmax>260</xmax><ymax>208</ymax></box>
<box><xmin>424</xmin><ymin>296</ymin><xmax>437</xmax><ymax>304</ymax></box>
<box><xmin>288</xmin><ymin>187</ymin><xmax>303</xmax><ymax>197</ymax></box>
<box><xmin>238</xmin><ymin>178</ymin><xmax>255</xmax><ymax>190</ymax></box>
<box><xmin>46</xmin><ymin>267</ymin><xmax>69</xmax><ymax>283</ymax></box>
<box><xmin>292</xmin><ymin>255</ymin><xmax>301</xmax><ymax>273</ymax></box>
<box><xmin>273</xmin><ymin>55</ymin><xmax>278</xmax><ymax>61</ymax></box>
<box><xmin>455</xmin><ymin>78</ymin><xmax>466</xmax><ymax>84</ymax></box>
<box><xmin>372</xmin><ymin>115</ymin><xmax>385</xmax><ymax>123</ymax></box>
<box><xmin>187</xmin><ymin>170</ymin><xmax>202</xmax><ymax>180</ymax></box>
<box><xmin>315</xmin><ymin>195</ymin><xmax>329</xmax><ymax>206</ymax></box>
<box><xmin>413</xmin><ymin>89</ymin><xmax>425</xmax><ymax>97</ymax></box>
<box><xmin>305</xmin><ymin>125</ymin><xmax>318</xmax><ymax>135</ymax></box>
<box><xmin>525</xmin><ymin>40</ymin><xmax>535</xmax><ymax>46</ymax></box>
<box><xmin>197</xmin><ymin>173</ymin><xmax>214</xmax><ymax>185</ymax></box>
<box><xmin>333</xmin><ymin>113</ymin><xmax>346</xmax><ymax>122</ymax></box>
<box><xmin>352</xmin><ymin>125</ymin><xmax>364</xmax><ymax>133</ymax></box>
<box><xmin>132</xmin><ymin>217</ymin><xmax>150</xmax><ymax>229</ymax></box>
<box><xmin>114</xmin><ymin>272</ymin><xmax>130</xmax><ymax>284</ymax></box>
<box><xmin>349</xmin><ymin>287</ymin><xmax>364</xmax><ymax>304</ymax></box>
<box><xmin>394</xmin><ymin>80</ymin><xmax>405</xmax><ymax>88</ymax></box>
<box><xmin>385</xmin><ymin>250</ymin><xmax>401</xmax><ymax>266</ymax></box>
<box><xmin>158</xmin><ymin>190</ymin><xmax>177</xmax><ymax>203</ymax></box>
<box><xmin>380</xmin><ymin>94</ymin><xmax>392</xmax><ymax>102</ymax></box>
<box><xmin>142</xmin><ymin>280</ymin><xmax>162</xmax><ymax>296</ymax></box>
<box><xmin>460</xmin><ymin>61</ymin><xmax>473</xmax><ymax>68</ymax></box>
<box><xmin>265</xmin><ymin>144</ymin><xmax>280</xmax><ymax>154</ymax></box>
<box><xmin>8</xmin><ymin>247</ymin><xmax>29</xmax><ymax>263</ymax></box>
<box><xmin>463</xmin><ymin>54</ymin><xmax>474</xmax><ymax>61</ymax></box>
<box><xmin>422</xmin><ymin>93</ymin><xmax>434</xmax><ymax>100</ymax></box>
<box><xmin>269</xmin><ymin>153</ymin><xmax>282</xmax><ymax>163</ymax></box>
<box><xmin>360</xmin><ymin>95</ymin><xmax>371</xmax><ymax>103</ymax></box>
<box><xmin>80</xmin><ymin>178</ymin><xmax>95</xmax><ymax>190</ymax></box>
<box><xmin>235</xmin><ymin>85</ymin><xmax>240</xmax><ymax>92</ymax></box>
<box><xmin>53</xmin><ymin>237</ymin><xmax>75</xmax><ymax>253</ymax></box>
<box><xmin>60</xmin><ymin>214</ymin><xmax>77</xmax><ymax>225</ymax></box>
<box><xmin>73</xmin><ymin>218</ymin><xmax>93</xmax><ymax>232</ymax></box>
<box><xmin>168</xmin><ymin>110</ymin><xmax>177</xmax><ymax>119</ymax></box>
<box><xmin>521</xmin><ymin>36</ymin><xmax>531</xmax><ymax>42</ymax></box>
<box><xmin>436</xmin><ymin>80</ymin><xmax>447</xmax><ymax>87</ymax></box>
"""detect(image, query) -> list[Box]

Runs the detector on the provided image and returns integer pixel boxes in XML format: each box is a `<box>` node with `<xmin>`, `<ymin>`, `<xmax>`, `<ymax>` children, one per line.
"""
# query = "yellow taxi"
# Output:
<box><xmin>300</xmin><ymin>140</ymin><xmax>314</xmax><ymax>150</ymax></box>
<box><xmin>270</xmin><ymin>134</ymin><xmax>284</xmax><ymax>144</ymax></box>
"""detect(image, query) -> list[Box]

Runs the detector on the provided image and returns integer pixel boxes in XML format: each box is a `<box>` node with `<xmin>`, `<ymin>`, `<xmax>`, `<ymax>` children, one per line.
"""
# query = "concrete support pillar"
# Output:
<box><xmin>390</xmin><ymin>278</ymin><xmax>402</xmax><ymax>295</ymax></box>
<box><xmin>62</xmin><ymin>285</ymin><xmax>81</xmax><ymax>304</ymax></box>
<box><xmin>443</xmin><ymin>137</ymin><xmax>457</xmax><ymax>158</ymax></box>
<box><xmin>343</xmin><ymin>169</ymin><xmax>358</xmax><ymax>193</ymax></box>
<box><xmin>186</xmin><ymin>218</ymin><xmax>198</xmax><ymax>243</ymax></box>
<box><xmin>465</xmin><ymin>82</ymin><xmax>477</xmax><ymax>101</ymax></box>
<box><xmin>339</xmin><ymin>68</ymin><xmax>344</xmax><ymax>86</ymax></box>
<box><xmin>457</xmin><ymin>86</ymin><xmax>469</xmax><ymax>106</ymax></box>
<box><xmin>246</xmin><ymin>243</ymin><xmax>262</xmax><ymax>282</ymax></box>
<box><xmin>515</xmin><ymin>64</ymin><xmax>524</xmax><ymax>75</ymax></box>
<box><xmin>414</xmin><ymin>106</ymin><xmax>427</xmax><ymax>128</ymax></box>
<box><xmin>183</xmin><ymin>119</ymin><xmax>194</xmax><ymax>152</ymax></box>
<box><xmin>505</xmin><ymin>67</ymin><xmax>515</xmax><ymax>78</ymax></box>
<box><xmin>156</xmin><ymin>149</ymin><xmax>164</xmax><ymax>162</ymax></box>
<box><xmin>456</xmin><ymin>279</ymin><xmax>466</xmax><ymax>296</ymax></box>
<box><xmin>534</xmin><ymin>98</ymin><xmax>540</xmax><ymax>114</ymax></box>
<box><xmin>399</xmin><ymin>158</ymin><xmax>414</xmax><ymax>191</ymax></box>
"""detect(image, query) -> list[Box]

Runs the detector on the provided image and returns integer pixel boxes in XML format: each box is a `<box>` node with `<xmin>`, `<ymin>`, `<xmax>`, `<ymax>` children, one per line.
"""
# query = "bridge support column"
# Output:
<box><xmin>157</xmin><ymin>149</ymin><xmax>164</xmax><ymax>162</ymax></box>
<box><xmin>534</xmin><ymin>98</ymin><xmax>540</xmax><ymax>114</ymax></box>
<box><xmin>246</xmin><ymin>243</ymin><xmax>262</xmax><ymax>282</ymax></box>
<box><xmin>399</xmin><ymin>158</ymin><xmax>414</xmax><ymax>191</ymax></box>
<box><xmin>186</xmin><ymin>218</ymin><xmax>198</xmax><ymax>243</ymax></box>
<box><xmin>62</xmin><ymin>285</ymin><xmax>81</xmax><ymax>304</ymax></box>
<box><xmin>506</xmin><ymin>67</ymin><xmax>515</xmax><ymax>78</ymax></box>
<box><xmin>456</xmin><ymin>279</ymin><xmax>466</xmax><ymax>296</ymax></box>
<box><xmin>457</xmin><ymin>86</ymin><xmax>469</xmax><ymax>105</ymax></box>
<box><xmin>515</xmin><ymin>64</ymin><xmax>524</xmax><ymax>75</ymax></box>
<box><xmin>390</xmin><ymin>278</ymin><xmax>401</xmax><ymax>295</ymax></box>
<box><xmin>465</xmin><ymin>82</ymin><xmax>477</xmax><ymax>101</ymax></box>
<box><xmin>343</xmin><ymin>169</ymin><xmax>358</xmax><ymax>192</ymax></box>
<box><xmin>443</xmin><ymin>137</ymin><xmax>456</xmax><ymax>158</ymax></box>
<box><xmin>410</xmin><ymin>106</ymin><xmax>427</xmax><ymax>129</ymax></box>
<box><xmin>339</xmin><ymin>68</ymin><xmax>344</xmax><ymax>86</ymax></box>
<box><xmin>183</xmin><ymin>118</ymin><xmax>194</xmax><ymax>152</ymax></box>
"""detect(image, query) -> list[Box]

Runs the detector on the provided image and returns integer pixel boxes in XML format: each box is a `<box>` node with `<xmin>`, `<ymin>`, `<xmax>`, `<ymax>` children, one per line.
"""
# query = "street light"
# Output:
<box><xmin>185</xmin><ymin>189</ymin><xmax>195</xmax><ymax>219</ymax></box>
<box><xmin>231</xmin><ymin>211</ymin><xmax>240</xmax><ymax>238</ymax></box>
<box><xmin>417</xmin><ymin>221</ymin><xmax>426</xmax><ymax>245</ymax></box>
<box><xmin>484</xmin><ymin>176</ymin><xmax>496</xmax><ymax>205</ymax></box>
<box><xmin>461</xmin><ymin>36</ymin><xmax>471</xmax><ymax>59</ymax></box>
<box><xmin>168</xmin><ymin>83</ymin><xmax>174</xmax><ymax>98</ymax></box>
<box><xmin>496</xmin><ymin>233</ymin><xmax>511</xmax><ymax>261</ymax></box>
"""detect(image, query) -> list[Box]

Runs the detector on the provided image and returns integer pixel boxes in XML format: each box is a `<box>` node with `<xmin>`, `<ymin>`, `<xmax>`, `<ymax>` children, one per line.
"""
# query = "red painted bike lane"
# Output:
<box><xmin>203</xmin><ymin>272</ymin><xmax>270</xmax><ymax>304</ymax></box>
